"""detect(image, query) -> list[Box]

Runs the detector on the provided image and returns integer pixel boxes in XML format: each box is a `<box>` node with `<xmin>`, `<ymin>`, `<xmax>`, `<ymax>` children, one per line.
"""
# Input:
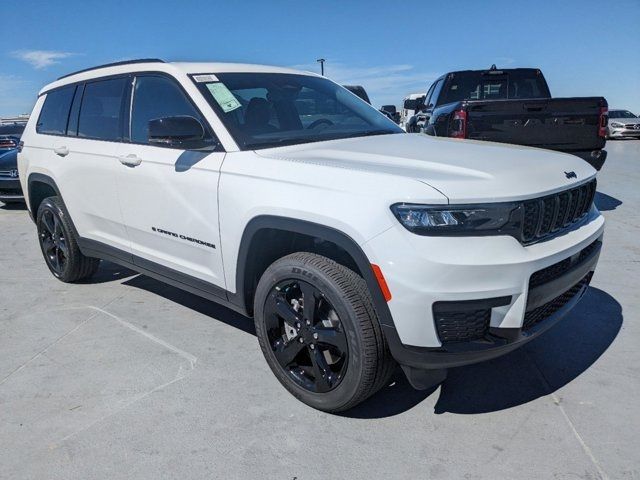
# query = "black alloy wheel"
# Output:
<box><xmin>39</xmin><ymin>208</ymin><xmax>68</xmax><ymax>276</ymax></box>
<box><xmin>264</xmin><ymin>279</ymin><xmax>349</xmax><ymax>393</ymax></box>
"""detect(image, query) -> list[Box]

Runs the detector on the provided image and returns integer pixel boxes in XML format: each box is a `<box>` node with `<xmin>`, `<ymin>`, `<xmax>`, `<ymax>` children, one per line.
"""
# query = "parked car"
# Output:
<box><xmin>411</xmin><ymin>66</ymin><xmax>609</xmax><ymax>170</ymax></box>
<box><xmin>343</xmin><ymin>84</ymin><xmax>371</xmax><ymax>104</ymax></box>
<box><xmin>0</xmin><ymin>122</ymin><xmax>26</xmax><ymax>203</ymax></box>
<box><xmin>19</xmin><ymin>59</ymin><xmax>603</xmax><ymax>412</ymax></box>
<box><xmin>379</xmin><ymin>105</ymin><xmax>400</xmax><ymax>123</ymax></box>
<box><xmin>607</xmin><ymin>109</ymin><xmax>640</xmax><ymax>139</ymax></box>
<box><xmin>400</xmin><ymin>92</ymin><xmax>425</xmax><ymax>131</ymax></box>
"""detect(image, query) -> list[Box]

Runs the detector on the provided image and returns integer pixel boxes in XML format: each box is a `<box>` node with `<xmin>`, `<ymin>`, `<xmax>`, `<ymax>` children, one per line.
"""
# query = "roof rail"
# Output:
<box><xmin>57</xmin><ymin>58</ymin><xmax>165</xmax><ymax>80</ymax></box>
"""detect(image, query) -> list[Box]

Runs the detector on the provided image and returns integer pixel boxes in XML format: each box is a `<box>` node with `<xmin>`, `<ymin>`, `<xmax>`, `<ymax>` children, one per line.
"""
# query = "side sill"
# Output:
<box><xmin>76</xmin><ymin>237</ymin><xmax>249</xmax><ymax>317</ymax></box>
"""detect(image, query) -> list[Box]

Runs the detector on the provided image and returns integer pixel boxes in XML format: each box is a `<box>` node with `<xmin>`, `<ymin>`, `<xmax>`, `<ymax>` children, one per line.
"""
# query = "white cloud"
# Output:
<box><xmin>292</xmin><ymin>62</ymin><xmax>439</xmax><ymax>108</ymax></box>
<box><xmin>11</xmin><ymin>50</ymin><xmax>76</xmax><ymax>69</ymax></box>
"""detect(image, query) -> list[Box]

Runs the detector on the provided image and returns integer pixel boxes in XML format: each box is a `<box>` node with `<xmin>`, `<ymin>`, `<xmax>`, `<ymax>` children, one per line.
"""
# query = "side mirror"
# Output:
<box><xmin>381</xmin><ymin>105</ymin><xmax>397</xmax><ymax>115</ymax></box>
<box><xmin>148</xmin><ymin>115</ymin><xmax>212</xmax><ymax>150</ymax></box>
<box><xmin>403</xmin><ymin>99</ymin><xmax>418</xmax><ymax>110</ymax></box>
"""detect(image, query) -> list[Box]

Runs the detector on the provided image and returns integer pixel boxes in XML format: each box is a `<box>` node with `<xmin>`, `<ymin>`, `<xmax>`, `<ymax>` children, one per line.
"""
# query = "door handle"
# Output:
<box><xmin>54</xmin><ymin>146</ymin><xmax>69</xmax><ymax>157</ymax></box>
<box><xmin>118</xmin><ymin>154</ymin><xmax>142</xmax><ymax>167</ymax></box>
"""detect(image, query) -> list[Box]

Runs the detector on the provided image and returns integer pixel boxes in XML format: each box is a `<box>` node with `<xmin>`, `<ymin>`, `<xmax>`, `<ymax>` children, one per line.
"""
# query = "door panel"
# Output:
<box><xmin>56</xmin><ymin>136</ymin><xmax>130</xmax><ymax>252</ymax></box>
<box><xmin>116</xmin><ymin>74</ymin><xmax>226</xmax><ymax>289</ymax></box>
<box><xmin>116</xmin><ymin>146</ymin><xmax>226</xmax><ymax>287</ymax></box>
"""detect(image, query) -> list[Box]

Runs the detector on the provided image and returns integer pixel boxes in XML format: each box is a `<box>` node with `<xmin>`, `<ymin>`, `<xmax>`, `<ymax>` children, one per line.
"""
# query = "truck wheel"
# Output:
<box><xmin>254</xmin><ymin>252</ymin><xmax>395</xmax><ymax>412</ymax></box>
<box><xmin>36</xmin><ymin>196</ymin><xmax>100</xmax><ymax>282</ymax></box>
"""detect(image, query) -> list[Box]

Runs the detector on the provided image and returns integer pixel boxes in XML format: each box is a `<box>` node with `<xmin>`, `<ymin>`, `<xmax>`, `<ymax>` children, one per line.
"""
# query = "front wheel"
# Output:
<box><xmin>254</xmin><ymin>252</ymin><xmax>395</xmax><ymax>412</ymax></box>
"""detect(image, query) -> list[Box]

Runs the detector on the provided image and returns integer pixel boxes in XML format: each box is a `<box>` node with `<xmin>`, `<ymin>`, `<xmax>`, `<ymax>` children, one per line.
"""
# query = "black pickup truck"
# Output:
<box><xmin>409</xmin><ymin>67</ymin><xmax>608</xmax><ymax>170</ymax></box>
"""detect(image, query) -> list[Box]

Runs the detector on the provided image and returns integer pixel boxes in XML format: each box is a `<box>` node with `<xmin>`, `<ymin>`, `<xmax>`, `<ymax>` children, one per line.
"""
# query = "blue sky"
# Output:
<box><xmin>2</xmin><ymin>0</ymin><xmax>639</xmax><ymax>116</ymax></box>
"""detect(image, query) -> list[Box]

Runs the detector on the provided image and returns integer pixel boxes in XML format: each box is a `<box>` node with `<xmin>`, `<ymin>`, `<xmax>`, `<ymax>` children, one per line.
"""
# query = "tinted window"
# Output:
<box><xmin>439</xmin><ymin>70</ymin><xmax>550</xmax><ymax>104</ymax></box>
<box><xmin>36</xmin><ymin>86</ymin><xmax>76</xmax><ymax>135</ymax></box>
<box><xmin>609</xmin><ymin>110</ymin><xmax>637</xmax><ymax>119</ymax></box>
<box><xmin>131</xmin><ymin>76</ymin><xmax>208</xmax><ymax>145</ymax></box>
<box><xmin>430</xmin><ymin>79</ymin><xmax>445</xmax><ymax>106</ymax></box>
<box><xmin>78</xmin><ymin>78</ymin><xmax>127</xmax><ymax>141</ymax></box>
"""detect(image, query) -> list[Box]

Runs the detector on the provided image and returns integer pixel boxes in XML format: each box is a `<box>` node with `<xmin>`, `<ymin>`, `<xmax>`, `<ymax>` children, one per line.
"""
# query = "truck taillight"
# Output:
<box><xmin>598</xmin><ymin>106</ymin><xmax>608</xmax><ymax>138</ymax></box>
<box><xmin>451</xmin><ymin>109</ymin><xmax>467</xmax><ymax>139</ymax></box>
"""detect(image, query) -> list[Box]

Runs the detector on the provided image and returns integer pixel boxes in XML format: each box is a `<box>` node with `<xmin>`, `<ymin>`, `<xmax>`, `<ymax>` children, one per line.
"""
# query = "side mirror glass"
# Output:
<box><xmin>148</xmin><ymin>115</ymin><xmax>213</xmax><ymax>150</ymax></box>
<box><xmin>403</xmin><ymin>99</ymin><xmax>418</xmax><ymax>110</ymax></box>
<box><xmin>381</xmin><ymin>105</ymin><xmax>397</xmax><ymax>114</ymax></box>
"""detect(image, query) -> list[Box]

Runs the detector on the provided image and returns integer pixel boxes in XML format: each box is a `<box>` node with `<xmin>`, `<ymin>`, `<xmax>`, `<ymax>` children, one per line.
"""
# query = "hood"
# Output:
<box><xmin>255</xmin><ymin>133</ymin><xmax>596</xmax><ymax>203</ymax></box>
<box><xmin>0</xmin><ymin>149</ymin><xmax>17</xmax><ymax>170</ymax></box>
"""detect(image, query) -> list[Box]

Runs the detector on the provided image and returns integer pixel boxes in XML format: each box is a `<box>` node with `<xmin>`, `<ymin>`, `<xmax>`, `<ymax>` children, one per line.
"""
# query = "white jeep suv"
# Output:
<box><xmin>18</xmin><ymin>59</ymin><xmax>604</xmax><ymax>412</ymax></box>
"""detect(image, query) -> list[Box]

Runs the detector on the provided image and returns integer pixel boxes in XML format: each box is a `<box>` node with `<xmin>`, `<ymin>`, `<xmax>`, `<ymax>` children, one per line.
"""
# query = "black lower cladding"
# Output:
<box><xmin>432</xmin><ymin>239</ymin><xmax>601</xmax><ymax>347</ymax></box>
<box><xmin>433</xmin><ymin>296</ymin><xmax>511</xmax><ymax>345</ymax></box>
<box><xmin>524</xmin><ymin>272</ymin><xmax>592</xmax><ymax>331</ymax></box>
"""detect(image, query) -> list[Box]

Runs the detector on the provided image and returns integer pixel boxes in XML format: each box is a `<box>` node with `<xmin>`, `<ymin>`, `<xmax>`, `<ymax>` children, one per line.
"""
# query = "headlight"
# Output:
<box><xmin>390</xmin><ymin>203</ymin><xmax>522</xmax><ymax>236</ymax></box>
<box><xmin>610</xmin><ymin>122</ymin><xmax>623</xmax><ymax>128</ymax></box>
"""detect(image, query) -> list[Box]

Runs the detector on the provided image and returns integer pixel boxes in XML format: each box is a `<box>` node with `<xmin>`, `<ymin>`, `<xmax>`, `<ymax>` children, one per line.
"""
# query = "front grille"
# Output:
<box><xmin>0</xmin><ymin>170</ymin><xmax>18</xmax><ymax>178</ymax></box>
<box><xmin>523</xmin><ymin>273</ymin><xmax>592</xmax><ymax>330</ymax></box>
<box><xmin>529</xmin><ymin>239</ymin><xmax>599</xmax><ymax>288</ymax></box>
<box><xmin>434</xmin><ymin>308</ymin><xmax>490</xmax><ymax>344</ymax></box>
<box><xmin>522</xmin><ymin>179</ymin><xmax>596</xmax><ymax>244</ymax></box>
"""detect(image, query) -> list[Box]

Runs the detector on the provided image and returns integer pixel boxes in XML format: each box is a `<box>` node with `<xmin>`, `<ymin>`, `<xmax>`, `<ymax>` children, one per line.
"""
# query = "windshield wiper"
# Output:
<box><xmin>338</xmin><ymin>130</ymin><xmax>401</xmax><ymax>140</ymax></box>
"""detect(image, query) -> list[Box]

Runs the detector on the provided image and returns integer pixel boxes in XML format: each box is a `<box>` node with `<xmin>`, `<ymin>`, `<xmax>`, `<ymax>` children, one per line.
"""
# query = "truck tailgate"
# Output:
<box><xmin>465</xmin><ymin>97</ymin><xmax>606</xmax><ymax>153</ymax></box>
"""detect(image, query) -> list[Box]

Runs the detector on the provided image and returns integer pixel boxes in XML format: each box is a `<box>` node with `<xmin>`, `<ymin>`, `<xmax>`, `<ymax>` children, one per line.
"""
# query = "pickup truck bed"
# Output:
<box><xmin>418</xmin><ymin>68</ymin><xmax>608</xmax><ymax>170</ymax></box>
<box><xmin>464</xmin><ymin>97</ymin><xmax>607</xmax><ymax>166</ymax></box>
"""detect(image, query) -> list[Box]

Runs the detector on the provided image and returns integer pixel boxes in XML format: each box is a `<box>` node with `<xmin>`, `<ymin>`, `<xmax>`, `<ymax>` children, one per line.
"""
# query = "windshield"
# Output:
<box><xmin>438</xmin><ymin>70</ymin><xmax>550</xmax><ymax>104</ymax></box>
<box><xmin>609</xmin><ymin>110</ymin><xmax>637</xmax><ymax>119</ymax></box>
<box><xmin>193</xmin><ymin>73</ymin><xmax>402</xmax><ymax>150</ymax></box>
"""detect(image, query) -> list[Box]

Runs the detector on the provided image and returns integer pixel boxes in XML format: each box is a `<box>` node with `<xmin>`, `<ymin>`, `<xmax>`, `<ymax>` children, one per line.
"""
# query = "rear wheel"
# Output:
<box><xmin>37</xmin><ymin>196</ymin><xmax>100</xmax><ymax>282</ymax></box>
<box><xmin>254</xmin><ymin>252</ymin><xmax>395</xmax><ymax>412</ymax></box>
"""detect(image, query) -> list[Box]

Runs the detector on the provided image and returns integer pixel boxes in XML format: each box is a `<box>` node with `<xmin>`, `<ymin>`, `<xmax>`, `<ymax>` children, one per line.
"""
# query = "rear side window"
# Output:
<box><xmin>36</xmin><ymin>86</ymin><xmax>76</xmax><ymax>135</ymax></box>
<box><xmin>130</xmin><ymin>75</ymin><xmax>207</xmax><ymax>144</ymax></box>
<box><xmin>78</xmin><ymin>77</ymin><xmax>128</xmax><ymax>141</ymax></box>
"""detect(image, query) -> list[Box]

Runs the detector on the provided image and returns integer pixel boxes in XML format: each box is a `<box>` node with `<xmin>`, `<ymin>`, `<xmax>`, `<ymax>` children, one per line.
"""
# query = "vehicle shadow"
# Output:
<box><xmin>79</xmin><ymin>260</ymin><xmax>138</xmax><ymax>284</ymax></box>
<box><xmin>345</xmin><ymin>287</ymin><xmax>622</xmax><ymax>418</ymax></box>
<box><xmin>122</xmin><ymin>274</ymin><xmax>256</xmax><ymax>335</ymax></box>
<box><xmin>116</xmin><ymin>273</ymin><xmax>622</xmax><ymax>419</ymax></box>
<box><xmin>595</xmin><ymin>191</ymin><xmax>622</xmax><ymax>211</ymax></box>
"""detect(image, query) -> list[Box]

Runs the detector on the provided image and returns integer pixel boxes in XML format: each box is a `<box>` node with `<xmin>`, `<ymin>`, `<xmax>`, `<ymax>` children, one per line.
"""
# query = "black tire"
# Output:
<box><xmin>36</xmin><ymin>196</ymin><xmax>100</xmax><ymax>282</ymax></box>
<box><xmin>254</xmin><ymin>252</ymin><xmax>395</xmax><ymax>412</ymax></box>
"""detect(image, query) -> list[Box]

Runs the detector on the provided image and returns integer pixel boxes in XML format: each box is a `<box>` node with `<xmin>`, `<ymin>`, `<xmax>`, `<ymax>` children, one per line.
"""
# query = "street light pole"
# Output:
<box><xmin>316</xmin><ymin>58</ymin><xmax>326</xmax><ymax>76</ymax></box>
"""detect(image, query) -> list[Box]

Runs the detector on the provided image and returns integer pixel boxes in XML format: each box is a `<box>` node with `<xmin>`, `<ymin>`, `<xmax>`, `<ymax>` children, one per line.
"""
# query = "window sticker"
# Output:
<box><xmin>193</xmin><ymin>74</ymin><xmax>218</xmax><ymax>83</ymax></box>
<box><xmin>206</xmin><ymin>83</ymin><xmax>241</xmax><ymax>113</ymax></box>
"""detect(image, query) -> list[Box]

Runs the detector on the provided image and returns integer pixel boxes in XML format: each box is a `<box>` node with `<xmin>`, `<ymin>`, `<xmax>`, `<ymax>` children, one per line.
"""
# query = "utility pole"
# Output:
<box><xmin>316</xmin><ymin>58</ymin><xmax>326</xmax><ymax>76</ymax></box>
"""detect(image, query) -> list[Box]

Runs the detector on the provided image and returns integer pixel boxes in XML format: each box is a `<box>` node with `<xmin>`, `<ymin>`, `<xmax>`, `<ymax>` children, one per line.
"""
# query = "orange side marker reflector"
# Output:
<box><xmin>371</xmin><ymin>264</ymin><xmax>392</xmax><ymax>302</ymax></box>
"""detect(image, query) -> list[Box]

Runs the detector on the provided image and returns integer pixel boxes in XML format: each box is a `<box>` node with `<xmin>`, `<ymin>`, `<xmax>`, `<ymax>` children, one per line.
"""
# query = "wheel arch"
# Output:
<box><xmin>27</xmin><ymin>173</ymin><xmax>61</xmax><ymax>220</ymax></box>
<box><xmin>230</xmin><ymin>215</ymin><xmax>395</xmax><ymax>330</ymax></box>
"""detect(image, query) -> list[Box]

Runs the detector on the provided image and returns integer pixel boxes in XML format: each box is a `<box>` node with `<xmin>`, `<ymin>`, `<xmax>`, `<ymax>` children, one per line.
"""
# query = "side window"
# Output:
<box><xmin>130</xmin><ymin>75</ymin><xmax>211</xmax><ymax>145</ymax></box>
<box><xmin>430</xmin><ymin>79</ymin><xmax>445</xmax><ymax>107</ymax></box>
<box><xmin>36</xmin><ymin>85</ymin><xmax>76</xmax><ymax>135</ymax></box>
<box><xmin>423</xmin><ymin>82</ymin><xmax>436</xmax><ymax>108</ymax></box>
<box><xmin>78</xmin><ymin>77</ymin><xmax>127</xmax><ymax>141</ymax></box>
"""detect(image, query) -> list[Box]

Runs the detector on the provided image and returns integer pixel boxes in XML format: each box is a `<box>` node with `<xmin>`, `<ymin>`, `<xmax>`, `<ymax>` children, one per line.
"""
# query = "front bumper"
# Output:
<box><xmin>363</xmin><ymin>208</ymin><xmax>604</xmax><ymax>370</ymax></box>
<box><xmin>608</xmin><ymin>127</ymin><xmax>640</xmax><ymax>138</ymax></box>
<box><xmin>0</xmin><ymin>177</ymin><xmax>24</xmax><ymax>201</ymax></box>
